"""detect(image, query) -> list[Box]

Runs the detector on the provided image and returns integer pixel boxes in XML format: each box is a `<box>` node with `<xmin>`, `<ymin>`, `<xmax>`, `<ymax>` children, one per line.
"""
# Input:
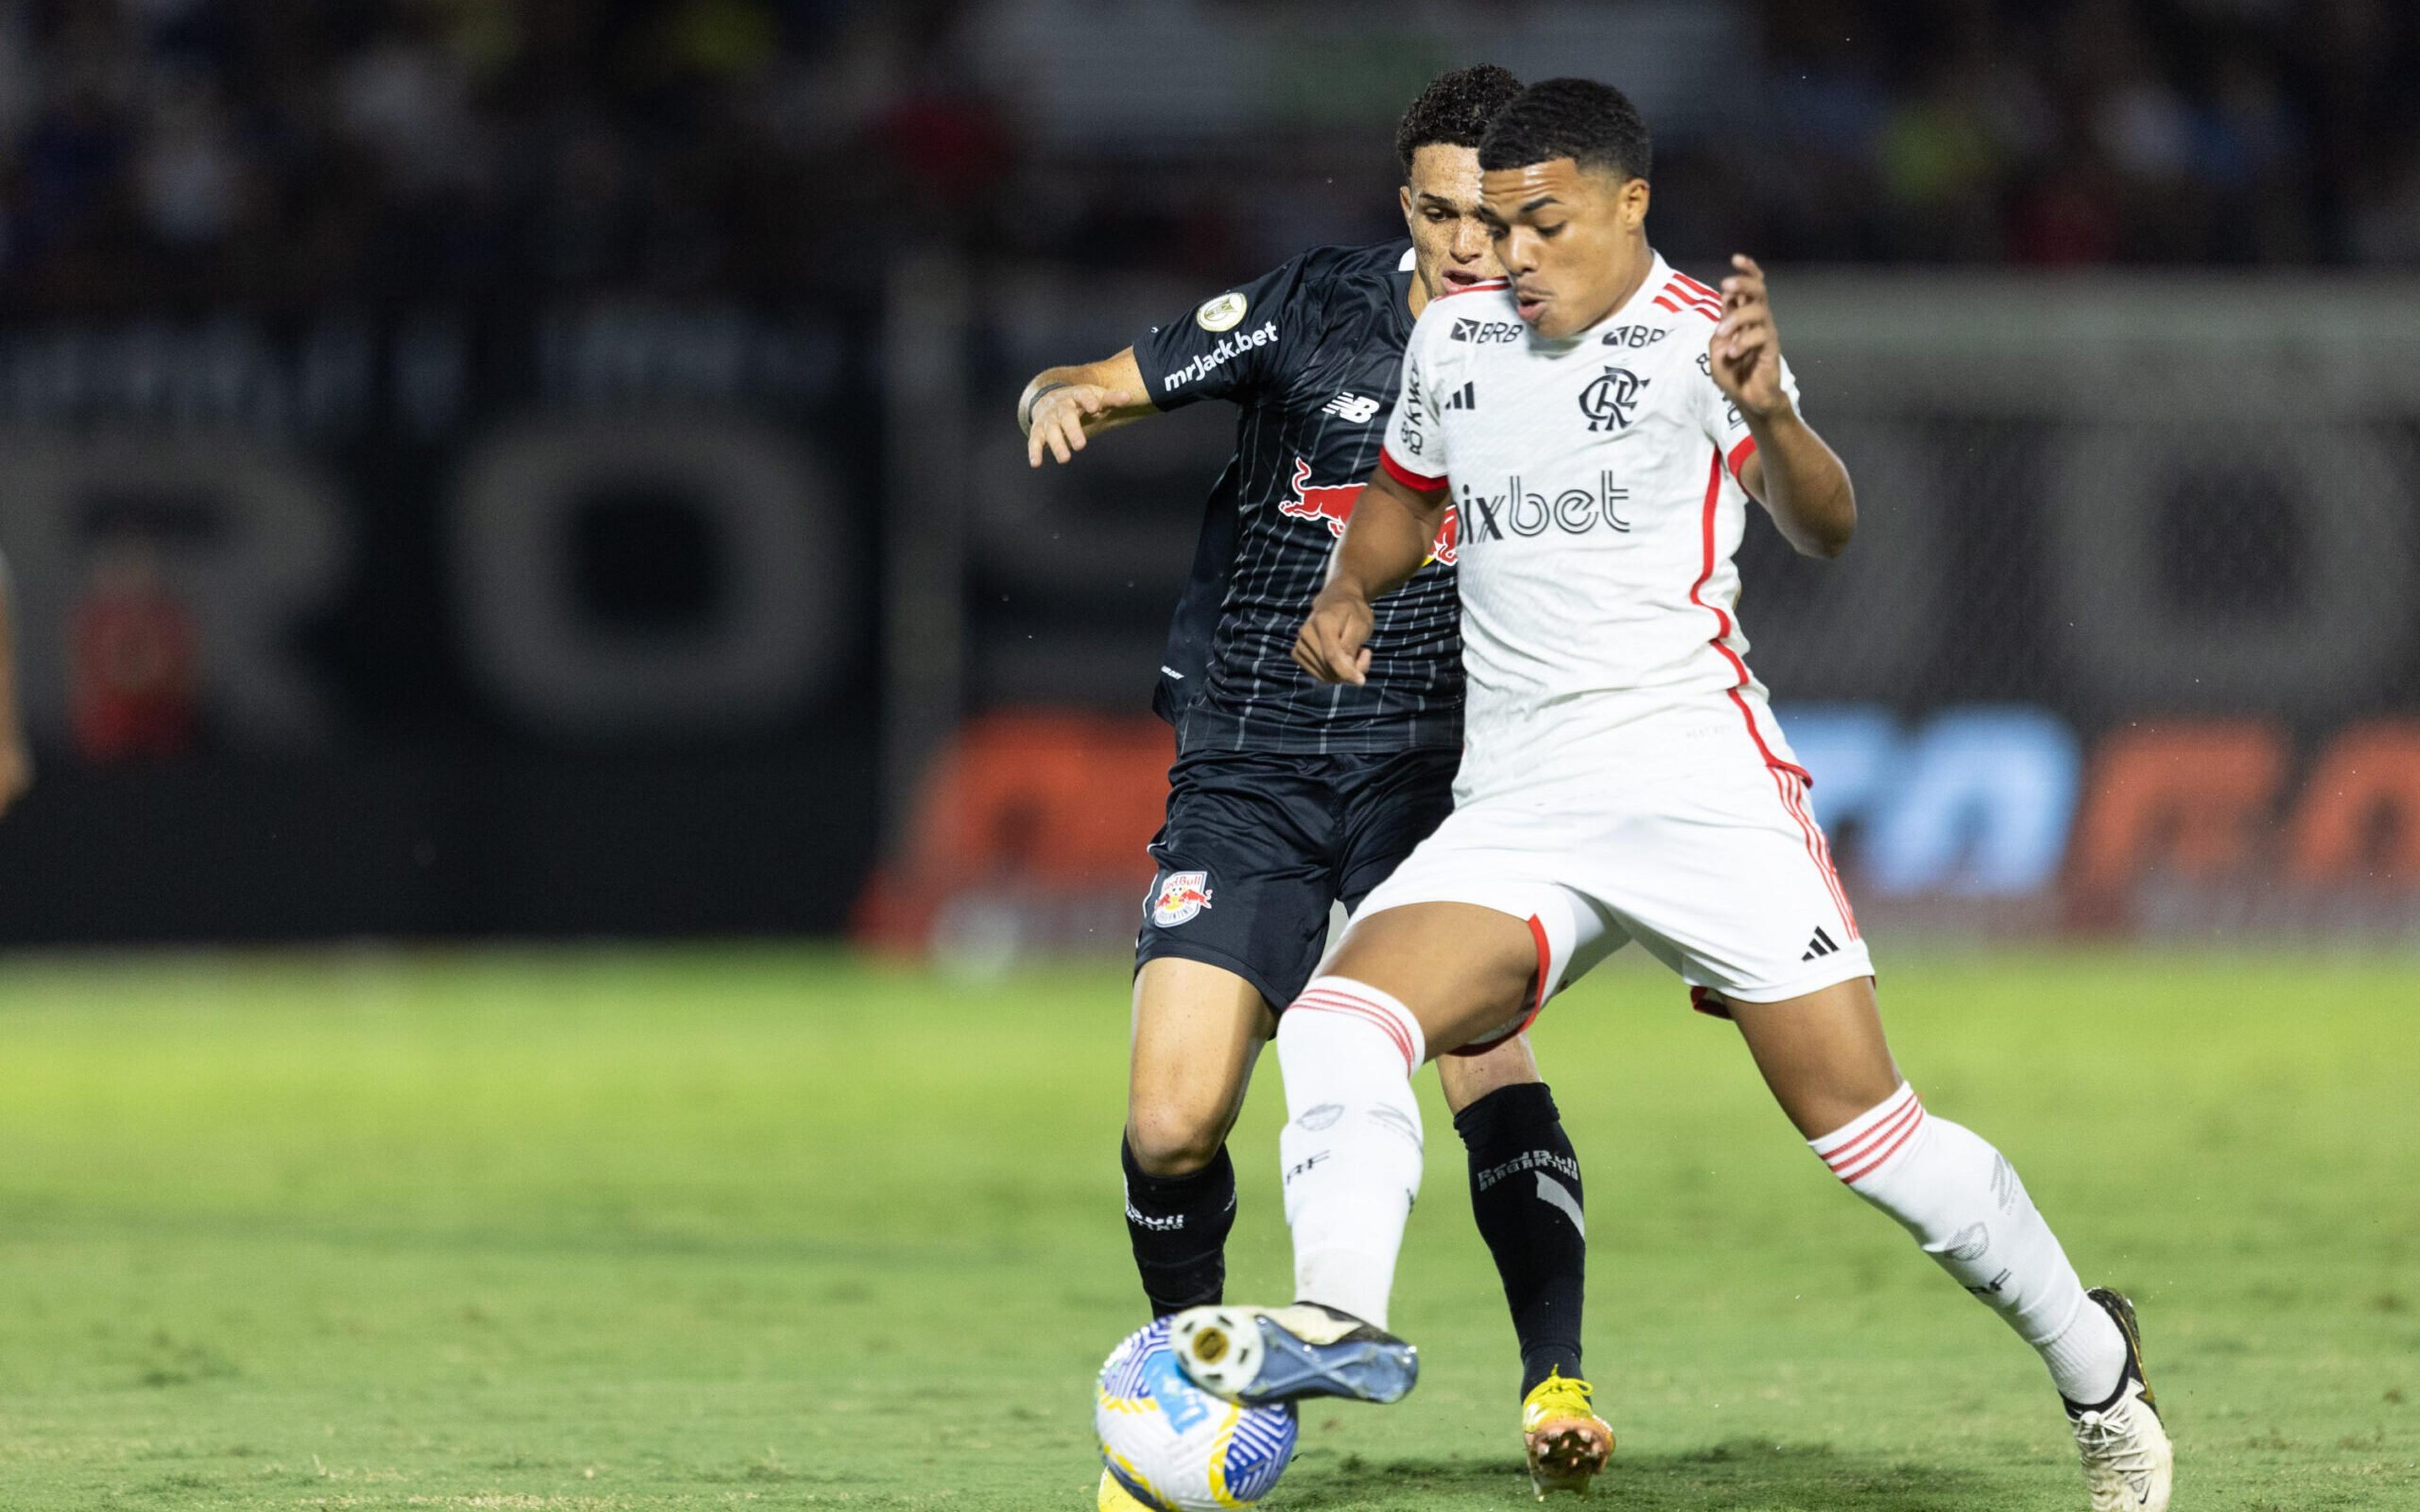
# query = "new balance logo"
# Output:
<box><xmin>1801</xmin><ymin>925</ymin><xmax>1842</xmax><ymax>961</ymax></box>
<box><xmin>1443</xmin><ymin>381</ymin><xmax>1477</xmax><ymax>411</ymax></box>
<box><xmin>1323</xmin><ymin>391</ymin><xmax>1381</xmax><ymax>423</ymax></box>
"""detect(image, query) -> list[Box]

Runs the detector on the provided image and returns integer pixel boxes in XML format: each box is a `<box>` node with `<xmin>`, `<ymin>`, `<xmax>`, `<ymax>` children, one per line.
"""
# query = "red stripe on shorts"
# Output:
<box><xmin>1775</xmin><ymin>767</ymin><xmax>1859</xmax><ymax>941</ymax></box>
<box><xmin>1444</xmin><ymin>914</ymin><xmax>1554</xmax><ymax>1058</ymax></box>
<box><xmin>1690</xmin><ymin>443</ymin><xmax>1852</xmax><ymax>937</ymax></box>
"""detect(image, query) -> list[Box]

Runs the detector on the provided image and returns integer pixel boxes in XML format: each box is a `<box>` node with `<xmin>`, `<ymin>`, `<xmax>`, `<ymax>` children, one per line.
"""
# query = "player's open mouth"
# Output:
<box><xmin>1442</xmin><ymin>268</ymin><xmax>1485</xmax><ymax>289</ymax></box>
<box><xmin>1514</xmin><ymin>290</ymin><xmax>1547</xmax><ymax>321</ymax></box>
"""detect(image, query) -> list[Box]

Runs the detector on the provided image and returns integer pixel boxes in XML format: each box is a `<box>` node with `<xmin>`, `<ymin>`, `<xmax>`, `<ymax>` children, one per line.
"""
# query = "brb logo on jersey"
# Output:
<box><xmin>1449</xmin><ymin>318</ymin><xmax>1522</xmax><ymax>343</ymax></box>
<box><xmin>1579</xmin><ymin>365</ymin><xmax>1649</xmax><ymax>432</ymax></box>
<box><xmin>1282</xmin><ymin>457</ymin><xmax>1460</xmax><ymax>564</ymax></box>
<box><xmin>1151</xmin><ymin>871</ymin><xmax>1213</xmax><ymax>927</ymax></box>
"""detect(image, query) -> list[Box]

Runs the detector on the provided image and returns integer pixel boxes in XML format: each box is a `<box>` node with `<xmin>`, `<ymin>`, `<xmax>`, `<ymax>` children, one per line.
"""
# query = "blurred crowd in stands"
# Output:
<box><xmin>1</xmin><ymin>0</ymin><xmax>2414</xmax><ymax>316</ymax></box>
<box><xmin>1741</xmin><ymin>0</ymin><xmax>2420</xmax><ymax>266</ymax></box>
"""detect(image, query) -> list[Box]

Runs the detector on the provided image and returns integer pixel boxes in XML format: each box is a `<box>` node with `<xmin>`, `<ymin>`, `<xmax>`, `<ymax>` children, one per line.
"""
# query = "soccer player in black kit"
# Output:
<box><xmin>1018</xmin><ymin>67</ymin><xmax>1613</xmax><ymax>1497</ymax></box>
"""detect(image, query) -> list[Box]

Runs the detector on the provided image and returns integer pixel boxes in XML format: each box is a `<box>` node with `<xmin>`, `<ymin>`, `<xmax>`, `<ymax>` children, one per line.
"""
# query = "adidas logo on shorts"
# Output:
<box><xmin>1801</xmin><ymin>926</ymin><xmax>1842</xmax><ymax>961</ymax></box>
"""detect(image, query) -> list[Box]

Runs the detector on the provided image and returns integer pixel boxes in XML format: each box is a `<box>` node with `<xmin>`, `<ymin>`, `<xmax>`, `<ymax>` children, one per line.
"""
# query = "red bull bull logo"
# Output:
<box><xmin>1151</xmin><ymin>870</ymin><xmax>1213</xmax><ymax>927</ymax></box>
<box><xmin>1281</xmin><ymin>456</ymin><xmax>1459</xmax><ymax>566</ymax></box>
<box><xmin>1281</xmin><ymin>456</ymin><xmax>1363</xmax><ymax>536</ymax></box>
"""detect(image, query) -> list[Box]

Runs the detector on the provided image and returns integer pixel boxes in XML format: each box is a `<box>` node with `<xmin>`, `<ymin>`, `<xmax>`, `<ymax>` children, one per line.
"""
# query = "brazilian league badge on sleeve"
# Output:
<box><xmin>1195</xmin><ymin>292</ymin><xmax>1248</xmax><ymax>333</ymax></box>
<box><xmin>1151</xmin><ymin>871</ymin><xmax>1214</xmax><ymax>927</ymax></box>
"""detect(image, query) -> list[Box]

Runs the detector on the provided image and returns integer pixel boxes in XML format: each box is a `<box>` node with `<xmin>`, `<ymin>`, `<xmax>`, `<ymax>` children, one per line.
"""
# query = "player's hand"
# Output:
<box><xmin>1024</xmin><ymin>382</ymin><xmax>1136</xmax><ymax>467</ymax></box>
<box><xmin>0</xmin><ymin>728</ymin><xmax>31</xmax><ymax>818</ymax></box>
<box><xmin>1710</xmin><ymin>254</ymin><xmax>1790</xmax><ymax>420</ymax></box>
<box><xmin>1292</xmin><ymin>585</ymin><xmax>1374</xmax><ymax>686</ymax></box>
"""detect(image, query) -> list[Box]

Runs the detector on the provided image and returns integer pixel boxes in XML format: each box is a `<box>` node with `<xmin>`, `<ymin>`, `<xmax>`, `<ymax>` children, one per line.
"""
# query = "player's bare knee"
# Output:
<box><xmin>1437</xmin><ymin>1033</ymin><xmax>1541</xmax><ymax>1113</ymax></box>
<box><xmin>1124</xmin><ymin>1100</ymin><xmax>1231</xmax><ymax>1176</ymax></box>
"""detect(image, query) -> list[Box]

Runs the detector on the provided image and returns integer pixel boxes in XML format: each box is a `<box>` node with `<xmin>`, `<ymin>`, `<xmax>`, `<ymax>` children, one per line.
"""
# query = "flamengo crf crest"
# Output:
<box><xmin>1579</xmin><ymin>365</ymin><xmax>1648</xmax><ymax>432</ymax></box>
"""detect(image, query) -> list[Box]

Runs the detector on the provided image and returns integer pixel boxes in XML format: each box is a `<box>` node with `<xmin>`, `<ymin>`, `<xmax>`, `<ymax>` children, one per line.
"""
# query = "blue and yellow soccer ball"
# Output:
<box><xmin>1095</xmin><ymin>1317</ymin><xmax>1298</xmax><ymax>1511</ymax></box>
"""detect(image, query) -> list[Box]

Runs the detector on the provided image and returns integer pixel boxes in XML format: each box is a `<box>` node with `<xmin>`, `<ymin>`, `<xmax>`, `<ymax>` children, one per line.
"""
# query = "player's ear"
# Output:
<box><xmin>1398</xmin><ymin>182</ymin><xmax>1415</xmax><ymax>230</ymax></box>
<box><xmin>1620</xmin><ymin>176</ymin><xmax>1651</xmax><ymax>230</ymax></box>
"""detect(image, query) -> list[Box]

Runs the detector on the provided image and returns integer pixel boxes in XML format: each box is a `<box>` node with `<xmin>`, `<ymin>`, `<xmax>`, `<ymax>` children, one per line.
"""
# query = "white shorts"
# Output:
<box><xmin>1357</xmin><ymin>694</ymin><xmax>1874</xmax><ymax>1047</ymax></box>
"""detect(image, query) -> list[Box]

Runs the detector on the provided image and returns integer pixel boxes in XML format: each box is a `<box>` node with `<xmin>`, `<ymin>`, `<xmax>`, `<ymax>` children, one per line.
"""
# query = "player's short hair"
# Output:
<box><xmin>1395</xmin><ymin>64</ymin><xmax>1524</xmax><ymax>178</ymax></box>
<box><xmin>1478</xmin><ymin>77</ymin><xmax>1652</xmax><ymax>182</ymax></box>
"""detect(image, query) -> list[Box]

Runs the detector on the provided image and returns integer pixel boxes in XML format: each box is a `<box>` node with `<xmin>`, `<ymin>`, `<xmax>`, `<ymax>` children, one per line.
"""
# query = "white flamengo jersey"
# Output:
<box><xmin>1378</xmin><ymin>251</ymin><xmax>1803</xmax><ymax>774</ymax></box>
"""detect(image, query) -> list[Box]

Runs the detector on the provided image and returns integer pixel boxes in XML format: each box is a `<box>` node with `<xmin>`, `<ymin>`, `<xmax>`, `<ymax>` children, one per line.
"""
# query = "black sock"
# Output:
<box><xmin>1121</xmin><ymin>1137</ymin><xmax>1237</xmax><ymax>1317</ymax></box>
<box><xmin>1455</xmin><ymin>1082</ymin><xmax>1586</xmax><ymax>1398</ymax></box>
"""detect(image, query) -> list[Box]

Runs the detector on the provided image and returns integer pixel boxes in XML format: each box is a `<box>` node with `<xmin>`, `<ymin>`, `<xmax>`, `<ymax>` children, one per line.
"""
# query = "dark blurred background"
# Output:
<box><xmin>1</xmin><ymin>0</ymin><xmax>2414</xmax><ymax>948</ymax></box>
<box><xmin>6</xmin><ymin>0</ymin><xmax>2419</xmax><ymax>311</ymax></box>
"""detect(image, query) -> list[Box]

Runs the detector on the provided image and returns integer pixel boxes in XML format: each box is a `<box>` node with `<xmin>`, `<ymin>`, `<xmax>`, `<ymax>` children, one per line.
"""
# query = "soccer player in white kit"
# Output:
<box><xmin>1167</xmin><ymin>79</ymin><xmax>2174</xmax><ymax>1511</ymax></box>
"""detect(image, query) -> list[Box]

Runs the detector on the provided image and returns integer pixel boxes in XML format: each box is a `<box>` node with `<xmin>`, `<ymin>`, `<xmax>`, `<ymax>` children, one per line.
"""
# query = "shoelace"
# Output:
<box><xmin>1524</xmin><ymin>1375</ymin><xmax>1598</xmax><ymax>1432</ymax></box>
<box><xmin>2075</xmin><ymin>1406</ymin><xmax>2157</xmax><ymax>1487</ymax></box>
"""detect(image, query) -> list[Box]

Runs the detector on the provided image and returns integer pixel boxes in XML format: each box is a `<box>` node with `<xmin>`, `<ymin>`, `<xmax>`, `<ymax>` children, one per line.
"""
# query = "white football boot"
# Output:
<box><xmin>1167</xmin><ymin>1302</ymin><xmax>1418</xmax><ymax>1405</ymax></box>
<box><xmin>2066</xmin><ymin>1289</ymin><xmax>2172</xmax><ymax>1511</ymax></box>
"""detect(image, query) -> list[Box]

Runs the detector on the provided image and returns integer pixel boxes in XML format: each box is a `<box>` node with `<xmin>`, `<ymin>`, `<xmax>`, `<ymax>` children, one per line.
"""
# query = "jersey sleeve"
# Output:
<box><xmin>1377</xmin><ymin>322</ymin><xmax>1449</xmax><ymax>493</ymax></box>
<box><xmin>1697</xmin><ymin>351</ymin><xmax>1801</xmax><ymax>482</ymax></box>
<box><xmin>1133</xmin><ymin>255</ymin><xmax>1321</xmax><ymax>411</ymax></box>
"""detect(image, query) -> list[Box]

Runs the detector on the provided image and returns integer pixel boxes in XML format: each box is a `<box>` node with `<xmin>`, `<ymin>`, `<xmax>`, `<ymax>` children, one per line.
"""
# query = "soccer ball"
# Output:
<box><xmin>1095</xmin><ymin>1317</ymin><xmax>1297</xmax><ymax>1511</ymax></box>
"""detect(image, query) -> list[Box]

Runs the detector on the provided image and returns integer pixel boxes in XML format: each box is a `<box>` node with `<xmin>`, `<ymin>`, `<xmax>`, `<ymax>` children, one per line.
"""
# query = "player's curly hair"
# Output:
<box><xmin>1478</xmin><ymin>77</ymin><xmax>1652</xmax><ymax>181</ymax></box>
<box><xmin>1395</xmin><ymin>64</ymin><xmax>1524</xmax><ymax>178</ymax></box>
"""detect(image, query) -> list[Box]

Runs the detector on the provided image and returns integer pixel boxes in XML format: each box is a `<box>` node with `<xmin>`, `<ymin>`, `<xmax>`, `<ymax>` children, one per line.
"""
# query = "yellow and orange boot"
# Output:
<box><xmin>1521</xmin><ymin>1368</ymin><xmax>1613</xmax><ymax>1498</ymax></box>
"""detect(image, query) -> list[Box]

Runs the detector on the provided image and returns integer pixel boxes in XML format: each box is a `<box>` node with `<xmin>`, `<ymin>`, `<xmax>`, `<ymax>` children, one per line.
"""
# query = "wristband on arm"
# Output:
<box><xmin>1018</xmin><ymin>380</ymin><xmax>1074</xmax><ymax>437</ymax></box>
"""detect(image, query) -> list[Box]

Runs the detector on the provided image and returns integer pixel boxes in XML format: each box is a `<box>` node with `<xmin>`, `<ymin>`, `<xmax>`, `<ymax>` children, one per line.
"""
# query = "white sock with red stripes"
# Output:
<box><xmin>1274</xmin><ymin>975</ymin><xmax>1428</xmax><ymax>1330</ymax></box>
<box><xmin>1811</xmin><ymin>1082</ymin><xmax>2128</xmax><ymax>1404</ymax></box>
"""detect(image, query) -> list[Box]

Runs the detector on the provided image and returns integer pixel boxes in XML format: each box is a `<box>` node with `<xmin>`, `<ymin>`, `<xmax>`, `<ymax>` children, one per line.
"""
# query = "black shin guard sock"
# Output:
<box><xmin>1455</xmin><ymin>1082</ymin><xmax>1587</xmax><ymax>1398</ymax></box>
<box><xmin>1120</xmin><ymin>1137</ymin><xmax>1238</xmax><ymax>1318</ymax></box>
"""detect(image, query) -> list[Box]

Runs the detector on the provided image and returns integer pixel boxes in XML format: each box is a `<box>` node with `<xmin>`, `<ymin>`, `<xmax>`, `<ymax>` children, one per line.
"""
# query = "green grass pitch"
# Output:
<box><xmin>0</xmin><ymin>945</ymin><xmax>2413</xmax><ymax>1509</ymax></box>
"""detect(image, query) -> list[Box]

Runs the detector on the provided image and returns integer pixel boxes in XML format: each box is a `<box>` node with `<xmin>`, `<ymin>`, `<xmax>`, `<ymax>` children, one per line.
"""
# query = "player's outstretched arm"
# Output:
<box><xmin>0</xmin><ymin>554</ymin><xmax>32</xmax><ymax>818</ymax></box>
<box><xmin>1712</xmin><ymin>255</ymin><xmax>1857</xmax><ymax>559</ymax></box>
<box><xmin>1018</xmin><ymin>348</ymin><xmax>1155</xmax><ymax>467</ymax></box>
<box><xmin>1291</xmin><ymin>468</ymin><xmax>1445</xmax><ymax>686</ymax></box>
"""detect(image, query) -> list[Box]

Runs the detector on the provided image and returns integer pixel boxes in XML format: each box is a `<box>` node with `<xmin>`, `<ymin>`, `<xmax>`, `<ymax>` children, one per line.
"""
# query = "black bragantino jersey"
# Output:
<box><xmin>1136</xmin><ymin>241</ymin><xmax>1462</xmax><ymax>755</ymax></box>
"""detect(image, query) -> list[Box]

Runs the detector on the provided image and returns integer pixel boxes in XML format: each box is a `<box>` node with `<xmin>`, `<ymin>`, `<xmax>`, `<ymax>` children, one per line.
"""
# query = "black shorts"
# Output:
<box><xmin>1134</xmin><ymin>745</ymin><xmax>1459</xmax><ymax>1011</ymax></box>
